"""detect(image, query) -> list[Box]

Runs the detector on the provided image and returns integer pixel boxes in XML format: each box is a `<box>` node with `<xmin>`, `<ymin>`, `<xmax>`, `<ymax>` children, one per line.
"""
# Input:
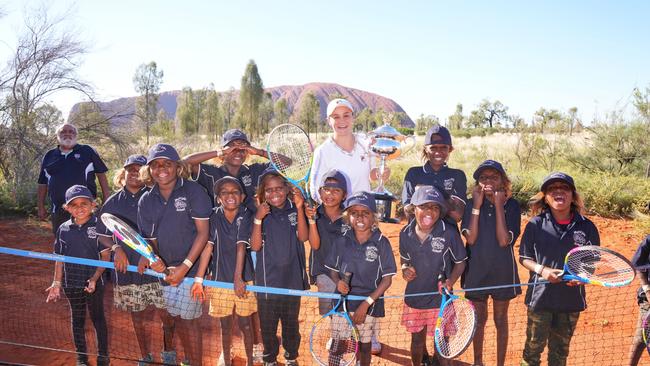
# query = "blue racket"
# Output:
<box><xmin>434</xmin><ymin>280</ymin><xmax>477</xmax><ymax>359</ymax></box>
<box><xmin>266</xmin><ymin>123</ymin><xmax>314</xmax><ymax>204</ymax></box>
<box><xmin>560</xmin><ymin>245</ymin><xmax>634</xmax><ymax>287</ymax></box>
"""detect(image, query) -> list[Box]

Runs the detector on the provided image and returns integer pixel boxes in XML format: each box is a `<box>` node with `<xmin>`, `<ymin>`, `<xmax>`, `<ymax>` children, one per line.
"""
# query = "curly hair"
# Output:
<box><xmin>471</xmin><ymin>169</ymin><xmax>513</xmax><ymax>199</ymax></box>
<box><xmin>256</xmin><ymin>172</ymin><xmax>293</xmax><ymax>206</ymax></box>
<box><xmin>139</xmin><ymin>160</ymin><xmax>191</xmax><ymax>187</ymax></box>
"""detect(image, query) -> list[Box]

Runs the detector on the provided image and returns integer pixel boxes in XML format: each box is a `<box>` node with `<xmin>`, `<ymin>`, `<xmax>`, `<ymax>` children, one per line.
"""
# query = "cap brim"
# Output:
<box><xmin>146</xmin><ymin>156</ymin><xmax>178</xmax><ymax>165</ymax></box>
<box><xmin>65</xmin><ymin>195</ymin><xmax>94</xmax><ymax>205</ymax></box>
<box><xmin>541</xmin><ymin>178</ymin><xmax>575</xmax><ymax>191</ymax></box>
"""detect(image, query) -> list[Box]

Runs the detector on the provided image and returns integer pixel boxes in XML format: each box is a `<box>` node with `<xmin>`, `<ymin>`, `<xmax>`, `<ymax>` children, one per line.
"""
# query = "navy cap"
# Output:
<box><xmin>257</xmin><ymin>166</ymin><xmax>283</xmax><ymax>186</ymax></box>
<box><xmin>147</xmin><ymin>143</ymin><xmax>180</xmax><ymax>164</ymax></box>
<box><xmin>64</xmin><ymin>185</ymin><xmax>94</xmax><ymax>205</ymax></box>
<box><xmin>319</xmin><ymin>169</ymin><xmax>348</xmax><ymax>192</ymax></box>
<box><xmin>410</xmin><ymin>185</ymin><xmax>447</xmax><ymax>215</ymax></box>
<box><xmin>473</xmin><ymin>159</ymin><xmax>506</xmax><ymax>180</ymax></box>
<box><xmin>123</xmin><ymin>154</ymin><xmax>147</xmax><ymax>168</ymax></box>
<box><xmin>344</xmin><ymin>191</ymin><xmax>377</xmax><ymax>213</ymax></box>
<box><xmin>541</xmin><ymin>172</ymin><xmax>576</xmax><ymax>192</ymax></box>
<box><xmin>214</xmin><ymin>176</ymin><xmax>244</xmax><ymax>196</ymax></box>
<box><xmin>221</xmin><ymin>129</ymin><xmax>250</xmax><ymax>147</ymax></box>
<box><xmin>424</xmin><ymin>124</ymin><xmax>452</xmax><ymax>146</ymax></box>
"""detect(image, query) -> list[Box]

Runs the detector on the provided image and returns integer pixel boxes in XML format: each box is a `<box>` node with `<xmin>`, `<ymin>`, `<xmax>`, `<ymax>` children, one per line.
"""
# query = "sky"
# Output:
<box><xmin>1</xmin><ymin>0</ymin><xmax>649</xmax><ymax>124</ymax></box>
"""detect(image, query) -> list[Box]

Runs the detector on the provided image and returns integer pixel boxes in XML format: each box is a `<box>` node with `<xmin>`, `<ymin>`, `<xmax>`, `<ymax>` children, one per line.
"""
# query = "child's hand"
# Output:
<box><xmin>234</xmin><ymin>277</ymin><xmax>248</xmax><ymax>299</ymax></box>
<box><xmin>165</xmin><ymin>266</ymin><xmax>188</xmax><ymax>287</ymax></box>
<box><xmin>150</xmin><ymin>258</ymin><xmax>167</xmax><ymax>273</ymax></box>
<box><xmin>493</xmin><ymin>190</ymin><xmax>507</xmax><ymax>206</ymax></box>
<box><xmin>113</xmin><ymin>246</ymin><xmax>128</xmax><ymax>273</ymax></box>
<box><xmin>304</xmin><ymin>204</ymin><xmax>318</xmax><ymax>220</ymax></box>
<box><xmin>84</xmin><ymin>278</ymin><xmax>97</xmax><ymax>293</ymax></box>
<box><xmin>471</xmin><ymin>185</ymin><xmax>484</xmax><ymax>207</ymax></box>
<box><xmin>352</xmin><ymin>303</ymin><xmax>369</xmax><ymax>325</ymax></box>
<box><xmin>256</xmin><ymin>203</ymin><xmax>271</xmax><ymax>220</ymax></box>
<box><xmin>291</xmin><ymin>187</ymin><xmax>305</xmax><ymax>207</ymax></box>
<box><xmin>190</xmin><ymin>282</ymin><xmax>205</xmax><ymax>302</ymax></box>
<box><xmin>337</xmin><ymin>280</ymin><xmax>350</xmax><ymax>295</ymax></box>
<box><xmin>137</xmin><ymin>256</ymin><xmax>151</xmax><ymax>274</ymax></box>
<box><xmin>402</xmin><ymin>266</ymin><xmax>417</xmax><ymax>282</ymax></box>
<box><xmin>542</xmin><ymin>267</ymin><xmax>564</xmax><ymax>284</ymax></box>
<box><xmin>45</xmin><ymin>284</ymin><xmax>61</xmax><ymax>303</ymax></box>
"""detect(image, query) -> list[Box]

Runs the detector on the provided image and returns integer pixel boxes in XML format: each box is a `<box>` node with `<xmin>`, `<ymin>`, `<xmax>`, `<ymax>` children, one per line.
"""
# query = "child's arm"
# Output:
<box><xmin>233</xmin><ymin>242</ymin><xmax>248</xmax><ymax>298</ymax></box>
<box><xmin>445</xmin><ymin>261</ymin><xmax>466</xmax><ymax>290</ymax></box>
<box><xmin>251</xmin><ymin>203</ymin><xmax>270</xmax><ymax>251</ymax></box>
<box><xmin>352</xmin><ymin>275</ymin><xmax>392</xmax><ymax>325</ymax></box>
<box><xmin>45</xmin><ymin>261</ymin><xmax>63</xmax><ymax>303</ymax></box>
<box><xmin>182</xmin><ymin>150</ymin><xmax>224</xmax><ymax>175</ymax></box>
<box><xmin>85</xmin><ymin>248</ymin><xmax>111</xmax><ymax>293</ymax></box>
<box><xmin>166</xmin><ymin>218</ymin><xmax>209</xmax><ymax>286</ymax></box>
<box><xmin>493</xmin><ymin>191</ymin><xmax>511</xmax><ymax>247</ymax></box>
<box><xmin>305</xmin><ymin>204</ymin><xmax>321</xmax><ymax>250</ymax></box>
<box><xmin>190</xmin><ymin>242</ymin><xmax>212</xmax><ymax>302</ymax></box>
<box><xmin>293</xmin><ymin>188</ymin><xmax>309</xmax><ymax>242</ymax></box>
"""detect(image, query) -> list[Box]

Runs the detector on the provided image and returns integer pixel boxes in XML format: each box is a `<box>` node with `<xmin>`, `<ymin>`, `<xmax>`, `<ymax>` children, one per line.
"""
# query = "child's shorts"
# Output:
<box><xmin>206</xmin><ymin>283</ymin><xmax>257</xmax><ymax>318</ymax></box>
<box><xmin>162</xmin><ymin>281</ymin><xmax>202</xmax><ymax>320</ymax></box>
<box><xmin>113</xmin><ymin>282</ymin><xmax>165</xmax><ymax>313</ymax></box>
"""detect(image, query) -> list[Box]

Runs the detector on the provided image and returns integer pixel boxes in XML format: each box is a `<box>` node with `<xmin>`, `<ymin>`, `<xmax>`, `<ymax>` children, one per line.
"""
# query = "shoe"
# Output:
<box><xmin>370</xmin><ymin>335</ymin><xmax>382</xmax><ymax>355</ymax></box>
<box><xmin>285</xmin><ymin>359</ymin><xmax>298</xmax><ymax>366</ymax></box>
<box><xmin>97</xmin><ymin>355</ymin><xmax>110</xmax><ymax>366</ymax></box>
<box><xmin>253</xmin><ymin>343</ymin><xmax>264</xmax><ymax>364</ymax></box>
<box><xmin>180</xmin><ymin>361</ymin><xmax>191</xmax><ymax>366</ymax></box>
<box><xmin>160</xmin><ymin>350</ymin><xmax>177</xmax><ymax>365</ymax></box>
<box><xmin>137</xmin><ymin>353</ymin><xmax>153</xmax><ymax>366</ymax></box>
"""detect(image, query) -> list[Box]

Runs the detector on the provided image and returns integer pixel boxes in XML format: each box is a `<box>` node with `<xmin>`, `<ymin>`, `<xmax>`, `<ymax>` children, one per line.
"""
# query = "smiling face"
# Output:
<box><xmin>414</xmin><ymin>202</ymin><xmax>441</xmax><ymax>232</ymax></box>
<box><xmin>424</xmin><ymin>139</ymin><xmax>453</xmax><ymax>169</ymax></box>
<box><xmin>57</xmin><ymin>124</ymin><xmax>77</xmax><ymax>149</ymax></box>
<box><xmin>149</xmin><ymin>159</ymin><xmax>178</xmax><ymax>187</ymax></box>
<box><xmin>217</xmin><ymin>181</ymin><xmax>244</xmax><ymax>211</ymax></box>
<box><xmin>477</xmin><ymin>168</ymin><xmax>504</xmax><ymax>197</ymax></box>
<box><xmin>347</xmin><ymin>205</ymin><xmax>374</xmax><ymax>235</ymax></box>
<box><xmin>64</xmin><ymin>197</ymin><xmax>96</xmax><ymax>223</ymax></box>
<box><xmin>223</xmin><ymin>139</ymin><xmax>250</xmax><ymax>168</ymax></box>
<box><xmin>544</xmin><ymin>181</ymin><xmax>574</xmax><ymax>213</ymax></box>
<box><xmin>319</xmin><ymin>179</ymin><xmax>345</xmax><ymax>208</ymax></box>
<box><xmin>262</xmin><ymin>175</ymin><xmax>289</xmax><ymax>208</ymax></box>
<box><xmin>328</xmin><ymin>106</ymin><xmax>354</xmax><ymax>136</ymax></box>
<box><xmin>124</xmin><ymin>164</ymin><xmax>145</xmax><ymax>191</ymax></box>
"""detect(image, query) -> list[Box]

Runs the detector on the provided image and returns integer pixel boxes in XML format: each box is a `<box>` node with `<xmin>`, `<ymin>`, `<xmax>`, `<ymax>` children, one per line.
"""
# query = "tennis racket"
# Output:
<box><xmin>309</xmin><ymin>272</ymin><xmax>359</xmax><ymax>366</ymax></box>
<box><xmin>434</xmin><ymin>280</ymin><xmax>477</xmax><ymax>359</ymax></box>
<box><xmin>100</xmin><ymin>213</ymin><xmax>169</xmax><ymax>275</ymax></box>
<box><xmin>267</xmin><ymin>123</ymin><xmax>314</xmax><ymax>204</ymax></box>
<box><xmin>560</xmin><ymin>245</ymin><xmax>634</xmax><ymax>287</ymax></box>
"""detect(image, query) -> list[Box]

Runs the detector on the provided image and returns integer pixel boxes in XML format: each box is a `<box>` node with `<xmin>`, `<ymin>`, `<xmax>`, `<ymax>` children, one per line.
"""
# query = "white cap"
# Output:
<box><xmin>326</xmin><ymin>98</ymin><xmax>354</xmax><ymax>117</ymax></box>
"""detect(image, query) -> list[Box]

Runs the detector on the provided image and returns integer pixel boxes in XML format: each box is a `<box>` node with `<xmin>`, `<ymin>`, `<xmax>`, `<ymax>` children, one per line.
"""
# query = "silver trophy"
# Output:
<box><xmin>369</xmin><ymin>123</ymin><xmax>414</xmax><ymax>222</ymax></box>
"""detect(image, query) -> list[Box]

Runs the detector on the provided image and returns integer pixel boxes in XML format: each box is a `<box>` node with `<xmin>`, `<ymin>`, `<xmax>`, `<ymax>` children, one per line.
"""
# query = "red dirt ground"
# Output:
<box><xmin>0</xmin><ymin>215</ymin><xmax>646</xmax><ymax>365</ymax></box>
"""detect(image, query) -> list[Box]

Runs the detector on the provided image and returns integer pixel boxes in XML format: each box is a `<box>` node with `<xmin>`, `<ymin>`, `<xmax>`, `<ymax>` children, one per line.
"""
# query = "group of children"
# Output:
<box><xmin>44</xmin><ymin>97</ymin><xmax>622</xmax><ymax>366</ymax></box>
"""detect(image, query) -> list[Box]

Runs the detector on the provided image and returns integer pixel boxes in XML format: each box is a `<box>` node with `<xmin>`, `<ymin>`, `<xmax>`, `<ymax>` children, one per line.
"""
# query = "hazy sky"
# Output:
<box><xmin>1</xmin><ymin>0</ymin><xmax>649</xmax><ymax>124</ymax></box>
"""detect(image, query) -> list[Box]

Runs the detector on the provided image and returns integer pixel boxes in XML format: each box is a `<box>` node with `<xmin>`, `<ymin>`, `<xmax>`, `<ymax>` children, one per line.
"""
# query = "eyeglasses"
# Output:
<box><xmin>264</xmin><ymin>186</ymin><xmax>285</xmax><ymax>194</ymax></box>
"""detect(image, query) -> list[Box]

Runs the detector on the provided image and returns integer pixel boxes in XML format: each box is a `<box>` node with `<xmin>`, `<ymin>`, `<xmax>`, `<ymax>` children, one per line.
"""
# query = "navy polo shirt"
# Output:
<box><xmin>401</xmin><ymin>164</ymin><xmax>467</xmax><ymax>206</ymax></box>
<box><xmin>194</xmin><ymin>162</ymin><xmax>269</xmax><ymax>211</ymax></box>
<box><xmin>519</xmin><ymin>210</ymin><xmax>600</xmax><ymax>313</ymax></box>
<box><xmin>325</xmin><ymin>229</ymin><xmax>397</xmax><ymax>317</ymax></box>
<box><xmin>38</xmin><ymin>144</ymin><xmax>108</xmax><ymax>212</ymax></box>
<box><xmin>54</xmin><ymin>215</ymin><xmax>105</xmax><ymax>288</ymax></box>
<box><xmin>96</xmin><ymin>187</ymin><xmax>158</xmax><ymax>286</ymax></box>
<box><xmin>137</xmin><ymin>178</ymin><xmax>212</xmax><ymax>280</ymax></box>
<box><xmin>208</xmin><ymin>206</ymin><xmax>255</xmax><ymax>283</ymax></box>
<box><xmin>255</xmin><ymin>200</ymin><xmax>309</xmax><ymax>298</ymax></box>
<box><xmin>631</xmin><ymin>235</ymin><xmax>650</xmax><ymax>290</ymax></box>
<box><xmin>308</xmin><ymin>205</ymin><xmax>348</xmax><ymax>284</ymax></box>
<box><xmin>461</xmin><ymin>197</ymin><xmax>522</xmax><ymax>298</ymax></box>
<box><xmin>399</xmin><ymin>219</ymin><xmax>467</xmax><ymax>309</ymax></box>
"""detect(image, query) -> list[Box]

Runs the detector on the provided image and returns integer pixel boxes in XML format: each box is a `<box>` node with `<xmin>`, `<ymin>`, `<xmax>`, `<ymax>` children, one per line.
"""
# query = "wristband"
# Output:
<box><xmin>643</xmin><ymin>284</ymin><xmax>650</xmax><ymax>292</ymax></box>
<box><xmin>111</xmin><ymin>244</ymin><xmax>120</xmax><ymax>252</ymax></box>
<box><xmin>365</xmin><ymin>296</ymin><xmax>375</xmax><ymax>305</ymax></box>
<box><xmin>51</xmin><ymin>280</ymin><xmax>62</xmax><ymax>288</ymax></box>
<box><xmin>254</xmin><ymin>218</ymin><xmax>263</xmax><ymax>225</ymax></box>
<box><xmin>401</xmin><ymin>263</ymin><xmax>412</xmax><ymax>270</ymax></box>
<box><xmin>182</xmin><ymin>259</ymin><xmax>193</xmax><ymax>268</ymax></box>
<box><xmin>194</xmin><ymin>277</ymin><xmax>204</xmax><ymax>284</ymax></box>
<box><xmin>471</xmin><ymin>208</ymin><xmax>480</xmax><ymax>216</ymax></box>
<box><xmin>534</xmin><ymin>264</ymin><xmax>544</xmax><ymax>275</ymax></box>
<box><xmin>308</xmin><ymin>219</ymin><xmax>316</xmax><ymax>225</ymax></box>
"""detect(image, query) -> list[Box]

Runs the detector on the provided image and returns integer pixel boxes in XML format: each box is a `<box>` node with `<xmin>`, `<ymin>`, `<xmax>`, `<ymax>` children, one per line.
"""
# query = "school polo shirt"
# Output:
<box><xmin>401</xmin><ymin>164</ymin><xmax>467</xmax><ymax>206</ymax></box>
<box><xmin>207</xmin><ymin>206</ymin><xmax>254</xmax><ymax>283</ymax></box>
<box><xmin>137</xmin><ymin>178</ymin><xmax>212</xmax><ymax>279</ymax></box>
<box><xmin>96</xmin><ymin>187</ymin><xmax>157</xmax><ymax>286</ymax></box>
<box><xmin>519</xmin><ymin>210</ymin><xmax>600</xmax><ymax>313</ymax></box>
<box><xmin>399</xmin><ymin>219</ymin><xmax>467</xmax><ymax>309</ymax></box>
<box><xmin>308</xmin><ymin>205</ymin><xmax>348</xmax><ymax>284</ymax></box>
<box><xmin>631</xmin><ymin>235</ymin><xmax>650</xmax><ymax>288</ymax></box>
<box><xmin>309</xmin><ymin>134</ymin><xmax>375</xmax><ymax>202</ymax></box>
<box><xmin>325</xmin><ymin>229</ymin><xmax>397</xmax><ymax>317</ymax></box>
<box><xmin>54</xmin><ymin>216</ymin><xmax>104</xmax><ymax>288</ymax></box>
<box><xmin>194</xmin><ymin>162</ymin><xmax>268</xmax><ymax>211</ymax></box>
<box><xmin>38</xmin><ymin>144</ymin><xmax>108</xmax><ymax>212</ymax></box>
<box><xmin>255</xmin><ymin>200</ymin><xmax>309</xmax><ymax>297</ymax></box>
<box><xmin>461</xmin><ymin>197</ymin><xmax>522</xmax><ymax>298</ymax></box>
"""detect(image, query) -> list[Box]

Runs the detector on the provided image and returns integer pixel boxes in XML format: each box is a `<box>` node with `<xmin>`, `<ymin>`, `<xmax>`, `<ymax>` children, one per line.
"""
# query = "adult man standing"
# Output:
<box><xmin>37</xmin><ymin>123</ymin><xmax>110</xmax><ymax>234</ymax></box>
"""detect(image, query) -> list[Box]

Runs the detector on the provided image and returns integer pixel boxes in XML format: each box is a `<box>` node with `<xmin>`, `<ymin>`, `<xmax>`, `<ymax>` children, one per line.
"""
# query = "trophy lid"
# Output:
<box><xmin>370</xmin><ymin>123</ymin><xmax>406</xmax><ymax>141</ymax></box>
<box><xmin>370</xmin><ymin>138</ymin><xmax>401</xmax><ymax>155</ymax></box>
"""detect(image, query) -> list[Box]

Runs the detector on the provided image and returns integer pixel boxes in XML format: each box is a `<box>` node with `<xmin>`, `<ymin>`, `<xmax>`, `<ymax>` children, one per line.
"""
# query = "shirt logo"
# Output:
<box><xmin>241</xmin><ymin>175</ymin><xmax>252</xmax><ymax>187</ymax></box>
<box><xmin>573</xmin><ymin>230</ymin><xmax>588</xmax><ymax>246</ymax></box>
<box><xmin>74</xmin><ymin>154</ymin><xmax>81</xmax><ymax>159</ymax></box>
<box><xmin>341</xmin><ymin>224</ymin><xmax>351</xmax><ymax>234</ymax></box>
<box><xmin>288</xmin><ymin>212</ymin><xmax>298</xmax><ymax>226</ymax></box>
<box><xmin>365</xmin><ymin>246</ymin><xmax>379</xmax><ymax>262</ymax></box>
<box><xmin>154</xmin><ymin>145</ymin><xmax>167</xmax><ymax>153</ymax></box>
<box><xmin>430</xmin><ymin>237</ymin><xmax>445</xmax><ymax>253</ymax></box>
<box><xmin>443</xmin><ymin>178</ymin><xmax>454</xmax><ymax>192</ymax></box>
<box><xmin>174</xmin><ymin>197</ymin><xmax>187</xmax><ymax>212</ymax></box>
<box><xmin>87</xmin><ymin>226</ymin><xmax>97</xmax><ymax>239</ymax></box>
<box><xmin>236</xmin><ymin>216</ymin><xmax>244</xmax><ymax>228</ymax></box>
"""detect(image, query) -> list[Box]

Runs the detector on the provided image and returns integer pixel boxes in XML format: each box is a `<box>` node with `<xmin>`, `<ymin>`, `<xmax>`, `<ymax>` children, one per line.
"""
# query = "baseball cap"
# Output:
<box><xmin>541</xmin><ymin>172</ymin><xmax>576</xmax><ymax>192</ymax></box>
<box><xmin>410</xmin><ymin>185</ymin><xmax>447</xmax><ymax>215</ymax></box>
<box><xmin>344</xmin><ymin>191</ymin><xmax>377</xmax><ymax>213</ymax></box>
<box><xmin>123</xmin><ymin>154</ymin><xmax>147</xmax><ymax>168</ymax></box>
<box><xmin>326</xmin><ymin>98</ymin><xmax>354</xmax><ymax>117</ymax></box>
<box><xmin>424</xmin><ymin>124</ymin><xmax>452</xmax><ymax>146</ymax></box>
<box><xmin>473</xmin><ymin>160</ymin><xmax>506</xmax><ymax>180</ymax></box>
<box><xmin>257</xmin><ymin>166</ymin><xmax>283</xmax><ymax>186</ymax></box>
<box><xmin>319</xmin><ymin>169</ymin><xmax>348</xmax><ymax>192</ymax></box>
<box><xmin>147</xmin><ymin>143</ymin><xmax>180</xmax><ymax>164</ymax></box>
<box><xmin>214</xmin><ymin>176</ymin><xmax>244</xmax><ymax>196</ymax></box>
<box><xmin>222</xmin><ymin>129</ymin><xmax>250</xmax><ymax>147</ymax></box>
<box><xmin>65</xmin><ymin>185</ymin><xmax>94</xmax><ymax>205</ymax></box>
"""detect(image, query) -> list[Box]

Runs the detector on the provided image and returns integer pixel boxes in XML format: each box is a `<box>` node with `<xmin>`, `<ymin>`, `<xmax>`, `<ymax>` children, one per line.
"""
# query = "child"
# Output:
<box><xmin>400</xmin><ymin>186</ymin><xmax>467</xmax><ymax>366</ymax></box>
<box><xmin>305</xmin><ymin>169</ymin><xmax>348</xmax><ymax>315</ymax></box>
<box><xmin>191</xmin><ymin>177</ymin><xmax>257</xmax><ymax>366</ymax></box>
<box><xmin>250</xmin><ymin>167</ymin><xmax>311</xmax><ymax>366</ymax></box>
<box><xmin>461</xmin><ymin>160</ymin><xmax>521</xmax><ymax>366</ymax></box>
<box><xmin>401</xmin><ymin>124</ymin><xmax>467</xmax><ymax>223</ymax></box>
<box><xmin>45</xmin><ymin>185</ymin><xmax>111</xmax><ymax>366</ymax></box>
<box><xmin>137</xmin><ymin>143</ymin><xmax>212</xmax><ymax>366</ymax></box>
<box><xmin>627</xmin><ymin>234</ymin><xmax>650</xmax><ymax>366</ymax></box>
<box><xmin>96</xmin><ymin>154</ymin><xmax>167</xmax><ymax>366</ymax></box>
<box><xmin>519</xmin><ymin>172</ymin><xmax>600</xmax><ymax>366</ymax></box>
<box><xmin>324</xmin><ymin>191</ymin><xmax>397</xmax><ymax>366</ymax></box>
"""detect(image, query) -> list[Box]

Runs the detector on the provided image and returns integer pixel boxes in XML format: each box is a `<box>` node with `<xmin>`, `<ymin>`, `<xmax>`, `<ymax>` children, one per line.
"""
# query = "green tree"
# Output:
<box><xmin>633</xmin><ymin>86</ymin><xmax>650</xmax><ymax>123</ymax></box>
<box><xmin>203</xmin><ymin>85</ymin><xmax>222</xmax><ymax>142</ymax></box>
<box><xmin>567</xmin><ymin>107</ymin><xmax>579</xmax><ymax>136</ymax></box>
<box><xmin>133</xmin><ymin>61</ymin><xmax>164</xmax><ymax>146</ymax></box>
<box><xmin>297</xmin><ymin>91</ymin><xmax>320</xmax><ymax>136</ymax></box>
<box><xmin>221</xmin><ymin>87</ymin><xmax>237</xmax><ymax>131</ymax></box>
<box><xmin>468</xmin><ymin>99</ymin><xmax>509</xmax><ymax>128</ymax></box>
<box><xmin>176</xmin><ymin>87</ymin><xmax>199</xmax><ymax>134</ymax></box>
<box><xmin>273</xmin><ymin>98</ymin><xmax>290</xmax><ymax>128</ymax></box>
<box><xmin>355</xmin><ymin>107</ymin><xmax>373</xmax><ymax>132</ymax></box>
<box><xmin>415</xmin><ymin>114</ymin><xmax>439</xmax><ymax>135</ymax></box>
<box><xmin>259</xmin><ymin>92</ymin><xmax>274</xmax><ymax>135</ymax></box>
<box><xmin>448</xmin><ymin>103</ymin><xmax>464</xmax><ymax>130</ymax></box>
<box><xmin>237</xmin><ymin>60</ymin><xmax>264</xmax><ymax>139</ymax></box>
<box><xmin>533</xmin><ymin>108</ymin><xmax>564</xmax><ymax>133</ymax></box>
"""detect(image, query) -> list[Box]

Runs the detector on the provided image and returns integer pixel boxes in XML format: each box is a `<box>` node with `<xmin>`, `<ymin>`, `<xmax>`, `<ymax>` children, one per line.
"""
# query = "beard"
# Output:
<box><xmin>58</xmin><ymin>136</ymin><xmax>77</xmax><ymax>149</ymax></box>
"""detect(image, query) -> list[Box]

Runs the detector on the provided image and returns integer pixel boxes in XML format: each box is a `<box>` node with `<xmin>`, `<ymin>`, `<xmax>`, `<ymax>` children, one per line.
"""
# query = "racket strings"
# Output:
<box><xmin>643</xmin><ymin>313</ymin><xmax>650</xmax><ymax>345</ymax></box>
<box><xmin>311</xmin><ymin>315</ymin><xmax>358</xmax><ymax>366</ymax></box>
<box><xmin>566</xmin><ymin>248</ymin><xmax>634</xmax><ymax>285</ymax></box>
<box><xmin>268</xmin><ymin>125</ymin><xmax>312</xmax><ymax>180</ymax></box>
<box><xmin>435</xmin><ymin>299</ymin><xmax>476</xmax><ymax>358</ymax></box>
